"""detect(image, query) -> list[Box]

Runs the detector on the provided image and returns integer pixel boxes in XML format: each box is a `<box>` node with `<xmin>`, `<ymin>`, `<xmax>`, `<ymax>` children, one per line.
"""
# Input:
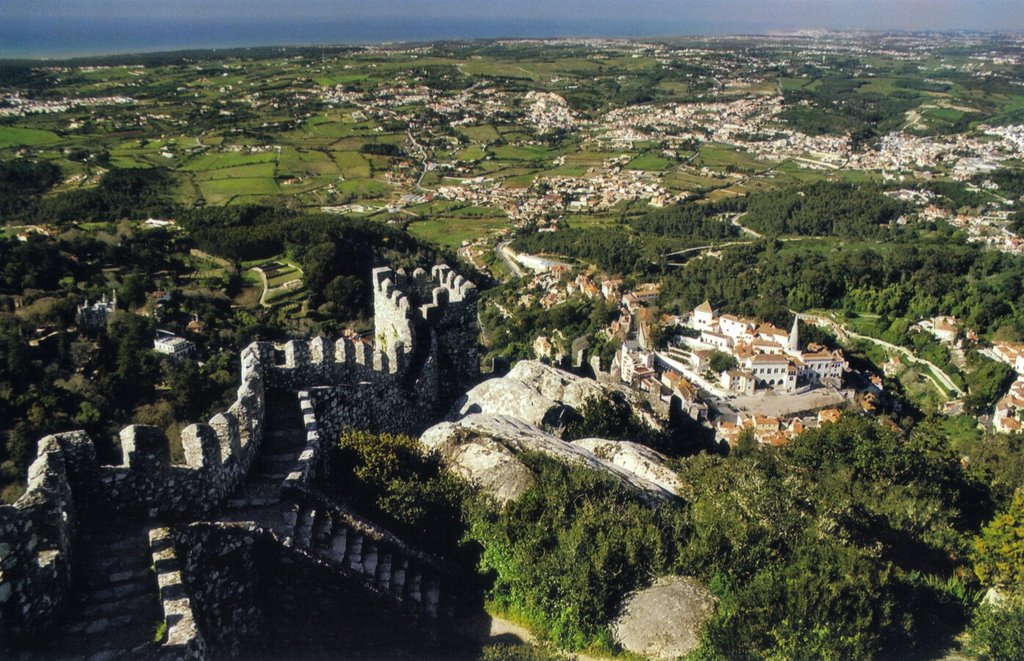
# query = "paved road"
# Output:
<box><xmin>407</xmin><ymin>129</ymin><xmax>433</xmax><ymax>188</ymax></box>
<box><xmin>664</xmin><ymin>240</ymin><xmax>755</xmax><ymax>258</ymax></box>
<box><xmin>796</xmin><ymin>312</ymin><xmax>965</xmax><ymax>398</ymax></box>
<box><xmin>252</xmin><ymin>267</ymin><xmax>271</xmax><ymax>306</ymax></box>
<box><xmin>495</xmin><ymin>240</ymin><xmax>526</xmax><ymax>278</ymax></box>
<box><xmin>732</xmin><ymin>212</ymin><xmax>763</xmax><ymax>238</ymax></box>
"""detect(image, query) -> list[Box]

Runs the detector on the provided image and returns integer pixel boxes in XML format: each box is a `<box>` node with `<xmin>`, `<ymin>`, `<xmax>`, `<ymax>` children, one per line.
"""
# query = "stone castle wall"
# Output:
<box><xmin>0</xmin><ymin>263</ymin><xmax>478</xmax><ymax>636</ymax></box>
<box><xmin>0</xmin><ymin>344</ymin><xmax>267</xmax><ymax>633</ymax></box>
<box><xmin>264</xmin><ymin>264</ymin><xmax>477</xmax><ymax>435</ymax></box>
<box><xmin>0</xmin><ymin>431</ymin><xmax>92</xmax><ymax>631</ymax></box>
<box><xmin>173</xmin><ymin>520</ymin><xmax>450</xmax><ymax>658</ymax></box>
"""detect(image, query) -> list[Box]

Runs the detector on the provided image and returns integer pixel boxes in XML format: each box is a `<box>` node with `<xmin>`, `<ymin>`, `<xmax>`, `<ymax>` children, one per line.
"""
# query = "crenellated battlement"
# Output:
<box><xmin>0</xmin><ymin>346</ymin><xmax>269</xmax><ymax>633</ymax></box>
<box><xmin>0</xmin><ymin>262</ymin><xmax>479</xmax><ymax>640</ymax></box>
<box><xmin>431</xmin><ymin>263</ymin><xmax>477</xmax><ymax>303</ymax></box>
<box><xmin>0</xmin><ymin>431</ymin><xmax>92</xmax><ymax>631</ymax></box>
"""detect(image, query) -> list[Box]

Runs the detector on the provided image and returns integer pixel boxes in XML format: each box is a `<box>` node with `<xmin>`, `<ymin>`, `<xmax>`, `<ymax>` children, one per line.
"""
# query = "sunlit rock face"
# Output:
<box><xmin>420</xmin><ymin>413</ymin><xmax>676</xmax><ymax>504</ymax></box>
<box><xmin>612</xmin><ymin>575</ymin><xmax>718</xmax><ymax>660</ymax></box>
<box><xmin>452</xmin><ymin>360</ymin><xmax>607</xmax><ymax>430</ymax></box>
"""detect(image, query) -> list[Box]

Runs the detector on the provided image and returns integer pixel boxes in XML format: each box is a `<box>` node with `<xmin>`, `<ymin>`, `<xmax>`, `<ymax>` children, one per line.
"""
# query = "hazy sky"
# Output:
<box><xmin>3</xmin><ymin>0</ymin><xmax>1023</xmax><ymax>32</ymax></box>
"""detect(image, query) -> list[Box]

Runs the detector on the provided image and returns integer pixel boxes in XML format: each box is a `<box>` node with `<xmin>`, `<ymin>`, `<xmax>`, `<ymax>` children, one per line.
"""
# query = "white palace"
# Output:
<box><xmin>691</xmin><ymin>301</ymin><xmax>847</xmax><ymax>394</ymax></box>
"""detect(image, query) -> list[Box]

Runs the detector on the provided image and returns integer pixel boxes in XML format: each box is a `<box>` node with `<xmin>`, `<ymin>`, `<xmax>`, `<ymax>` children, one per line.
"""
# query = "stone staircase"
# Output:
<box><xmin>217</xmin><ymin>391</ymin><xmax>306</xmax><ymax>532</ymax></box>
<box><xmin>20</xmin><ymin>522</ymin><xmax>161</xmax><ymax>660</ymax></box>
<box><xmin>279</xmin><ymin>495</ymin><xmax>449</xmax><ymax>619</ymax></box>
<box><xmin>14</xmin><ymin>390</ymin><xmax>461</xmax><ymax>658</ymax></box>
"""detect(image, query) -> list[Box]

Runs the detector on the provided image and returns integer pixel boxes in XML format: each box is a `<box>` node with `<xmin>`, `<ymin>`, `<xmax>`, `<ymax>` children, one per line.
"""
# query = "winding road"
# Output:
<box><xmin>795</xmin><ymin>311</ymin><xmax>965</xmax><ymax>399</ymax></box>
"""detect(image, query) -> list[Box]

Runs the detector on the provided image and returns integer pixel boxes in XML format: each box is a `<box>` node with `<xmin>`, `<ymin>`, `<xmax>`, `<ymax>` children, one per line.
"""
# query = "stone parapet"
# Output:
<box><xmin>0</xmin><ymin>431</ymin><xmax>92</xmax><ymax>633</ymax></box>
<box><xmin>281</xmin><ymin>390</ymin><xmax>322</xmax><ymax>492</ymax></box>
<box><xmin>149</xmin><ymin>526</ymin><xmax>207</xmax><ymax>660</ymax></box>
<box><xmin>1</xmin><ymin>262</ymin><xmax>478</xmax><ymax>640</ymax></box>
<box><xmin>0</xmin><ymin>346</ymin><xmax>268</xmax><ymax>633</ymax></box>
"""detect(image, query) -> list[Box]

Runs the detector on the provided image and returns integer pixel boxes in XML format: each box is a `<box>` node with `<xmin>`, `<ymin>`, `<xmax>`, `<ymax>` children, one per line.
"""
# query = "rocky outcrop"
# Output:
<box><xmin>454</xmin><ymin>360</ymin><xmax>607</xmax><ymax>429</ymax></box>
<box><xmin>612</xmin><ymin>575</ymin><xmax>718</xmax><ymax>660</ymax></box>
<box><xmin>570</xmin><ymin>439</ymin><xmax>683</xmax><ymax>495</ymax></box>
<box><xmin>420</xmin><ymin>413</ymin><xmax>676</xmax><ymax>503</ymax></box>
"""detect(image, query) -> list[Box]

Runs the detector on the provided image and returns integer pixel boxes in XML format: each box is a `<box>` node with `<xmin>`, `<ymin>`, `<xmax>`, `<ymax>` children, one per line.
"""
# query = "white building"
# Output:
<box><xmin>745</xmin><ymin>353</ymin><xmax>798</xmax><ymax>391</ymax></box>
<box><xmin>719</xmin><ymin>314</ymin><xmax>756</xmax><ymax>341</ymax></box>
<box><xmin>154</xmin><ymin>330</ymin><xmax>194</xmax><ymax>360</ymax></box>
<box><xmin>799</xmin><ymin>350</ymin><xmax>847</xmax><ymax>387</ymax></box>
<box><xmin>616</xmin><ymin>341</ymin><xmax>655</xmax><ymax>385</ymax></box>
<box><xmin>700</xmin><ymin>329</ymin><xmax>733</xmax><ymax>350</ymax></box>
<box><xmin>721</xmin><ymin>369</ymin><xmax>756</xmax><ymax>395</ymax></box>
<box><xmin>930</xmin><ymin>316</ymin><xmax>959</xmax><ymax>344</ymax></box>
<box><xmin>689</xmin><ymin>303</ymin><xmax>846</xmax><ymax>392</ymax></box>
<box><xmin>692</xmin><ymin>300</ymin><xmax>716</xmax><ymax>330</ymax></box>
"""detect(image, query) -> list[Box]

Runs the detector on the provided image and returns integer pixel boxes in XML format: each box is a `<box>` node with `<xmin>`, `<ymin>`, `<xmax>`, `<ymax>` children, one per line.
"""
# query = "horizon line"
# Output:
<box><xmin>2</xmin><ymin>28</ymin><xmax>1023</xmax><ymax>63</ymax></box>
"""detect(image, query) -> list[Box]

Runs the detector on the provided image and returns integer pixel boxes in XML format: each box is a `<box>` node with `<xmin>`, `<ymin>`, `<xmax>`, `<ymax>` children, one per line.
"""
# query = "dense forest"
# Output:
<box><xmin>0</xmin><ymin>162</ymin><xmax>180</xmax><ymax>224</ymax></box>
<box><xmin>739</xmin><ymin>180</ymin><xmax>908</xmax><ymax>237</ymax></box>
<box><xmin>510</xmin><ymin>182</ymin><xmax>912</xmax><ymax>274</ymax></box>
<box><xmin>327</xmin><ymin>418</ymin><xmax>1024</xmax><ymax>658</ymax></box>
<box><xmin>179</xmin><ymin>205</ymin><xmax>451</xmax><ymax>317</ymax></box>
<box><xmin>780</xmin><ymin>73</ymin><xmax>931</xmax><ymax>142</ymax></box>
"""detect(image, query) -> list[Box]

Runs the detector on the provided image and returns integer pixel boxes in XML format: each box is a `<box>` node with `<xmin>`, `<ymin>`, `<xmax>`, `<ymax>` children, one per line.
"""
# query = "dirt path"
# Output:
<box><xmin>462</xmin><ymin>613</ymin><xmax>608</xmax><ymax>660</ymax></box>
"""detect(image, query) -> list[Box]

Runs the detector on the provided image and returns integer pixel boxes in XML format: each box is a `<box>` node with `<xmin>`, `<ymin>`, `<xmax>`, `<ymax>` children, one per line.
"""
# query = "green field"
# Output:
<box><xmin>0</xmin><ymin>126</ymin><xmax>61</xmax><ymax>148</ymax></box>
<box><xmin>198</xmin><ymin>177</ymin><xmax>280</xmax><ymax>203</ymax></box>
<box><xmin>455</xmin><ymin>146</ymin><xmax>487</xmax><ymax>161</ymax></box>
<box><xmin>625</xmin><ymin>153</ymin><xmax>675</xmax><ymax>171</ymax></box>
<box><xmin>407</xmin><ymin>216</ymin><xmax>507</xmax><ymax>247</ymax></box>
<box><xmin>193</xmin><ymin>162</ymin><xmax>277</xmax><ymax>180</ymax></box>
<box><xmin>182</xmin><ymin>151</ymin><xmax>278</xmax><ymax>172</ymax></box>
<box><xmin>332</xmin><ymin>151</ymin><xmax>372</xmax><ymax>178</ymax></box>
<box><xmin>696</xmin><ymin>143</ymin><xmax>767</xmax><ymax>171</ymax></box>
<box><xmin>337</xmin><ymin>178</ymin><xmax>391</xmax><ymax>199</ymax></box>
<box><xmin>458</xmin><ymin>124</ymin><xmax>501</xmax><ymax>143</ymax></box>
<box><xmin>490</xmin><ymin>144</ymin><xmax>553</xmax><ymax>161</ymax></box>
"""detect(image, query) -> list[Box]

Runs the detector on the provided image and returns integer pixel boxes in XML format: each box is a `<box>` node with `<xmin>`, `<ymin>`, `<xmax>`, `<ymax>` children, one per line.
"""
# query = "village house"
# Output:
<box><xmin>715</xmin><ymin>412</ymin><xmax>813</xmax><ymax>447</ymax></box>
<box><xmin>616</xmin><ymin>341</ymin><xmax>656</xmax><ymax>385</ymax></box>
<box><xmin>692</xmin><ymin>300</ymin><xmax>716</xmax><ymax>330</ymax></box>
<box><xmin>930</xmin><ymin>316</ymin><xmax>960</xmax><ymax>344</ymax></box>
<box><xmin>993</xmin><ymin>377</ymin><xmax>1024</xmax><ymax>434</ymax></box>
<box><xmin>721</xmin><ymin>368</ymin><xmax>756</xmax><ymax>395</ymax></box>
<box><xmin>601</xmin><ymin>278</ymin><xmax>623</xmax><ymax>301</ymax></box>
<box><xmin>660</xmin><ymin>370</ymin><xmax>709</xmax><ymax>421</ymax></box>
<box><xmin>992</xmin><ymin>343</ymin><xmax>1024</xmax><ymax>374</ymax></box>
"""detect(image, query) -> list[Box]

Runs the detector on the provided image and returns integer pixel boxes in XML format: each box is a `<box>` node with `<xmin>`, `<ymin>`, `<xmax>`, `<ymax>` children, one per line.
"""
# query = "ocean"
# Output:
<box><xmin>0</xmin><ymin>15</ymin><xmax>728</xmax><ymax>59</ymax></box>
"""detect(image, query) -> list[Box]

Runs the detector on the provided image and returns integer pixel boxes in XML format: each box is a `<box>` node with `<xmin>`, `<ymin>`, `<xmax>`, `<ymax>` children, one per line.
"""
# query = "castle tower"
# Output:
<box><xmin>787</xmin><ymin>316</ymin><xmax>800</xmax><ymax>353</ymax></box>
<box><xmin>371</xmin><ymin>267</ymin><xmax>415</xmax><ymax>367</ymax></box>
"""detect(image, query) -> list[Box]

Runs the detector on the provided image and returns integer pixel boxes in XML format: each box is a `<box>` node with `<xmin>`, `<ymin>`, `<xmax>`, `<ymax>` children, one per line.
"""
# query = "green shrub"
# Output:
<box><xmin>465</xmin><ymin>455</ymin><xmax>690</xmax><ymax>651</ymax></box>
<box><xmin>967</xmin><ymin>600</ymin><xmax>1024</xmax><ymax>661</ymax></box>
<box><xmin>325</xmin><ymin>429</ymin><xmax>469</xmax><ymax>556</ymax></box>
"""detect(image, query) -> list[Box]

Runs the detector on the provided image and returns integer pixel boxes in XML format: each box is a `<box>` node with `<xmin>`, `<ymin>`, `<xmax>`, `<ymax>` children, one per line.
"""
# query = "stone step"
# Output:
<box><xmin>254</xmin><ymin>467</ymin><xmax>291</xmax><ymax>480</ymax></box>
<box><xmin>225</xmin><ymin>495</ymin><xmax>281</xmax><ymax>509</ymax></box>
<box><xmin>27</xmin><ymin>524</ymin><xmax>164</xmax><ymax>659</ymax></box>
<box><xmin>79</xmin><ymin>591</ymin><xmax>157</xmax><ymax>619</ymax></box>
<box><xmin>76</xmin><ymin>537</ymin><xmax>148</xmax><ymax>554</ymax></box>
<box><xmin>80</xmin><ymin>566</ymin><xmax>151</xmax><ymax>589</ymax></box>
<box><xmin>257</xmin><ymin>451</ymin><xmax>304</xmax><ymax>462</ymax></box>
<box><xmin>74</xmin><ymin>579</ymin><xmax>152</xmax><ymax>606</ymax></box>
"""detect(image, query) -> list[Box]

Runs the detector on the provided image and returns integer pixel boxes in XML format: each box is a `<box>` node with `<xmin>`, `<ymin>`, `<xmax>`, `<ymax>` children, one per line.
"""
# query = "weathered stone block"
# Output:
<box><xmin>181</xmin><ymin>424</ymin><xmax>220</xmax><ymax>470</ymax></box>
<box><xmin>120</xmin><ymin>425</ymin><xmax>170</xmax><ymax>469</ymax></box>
